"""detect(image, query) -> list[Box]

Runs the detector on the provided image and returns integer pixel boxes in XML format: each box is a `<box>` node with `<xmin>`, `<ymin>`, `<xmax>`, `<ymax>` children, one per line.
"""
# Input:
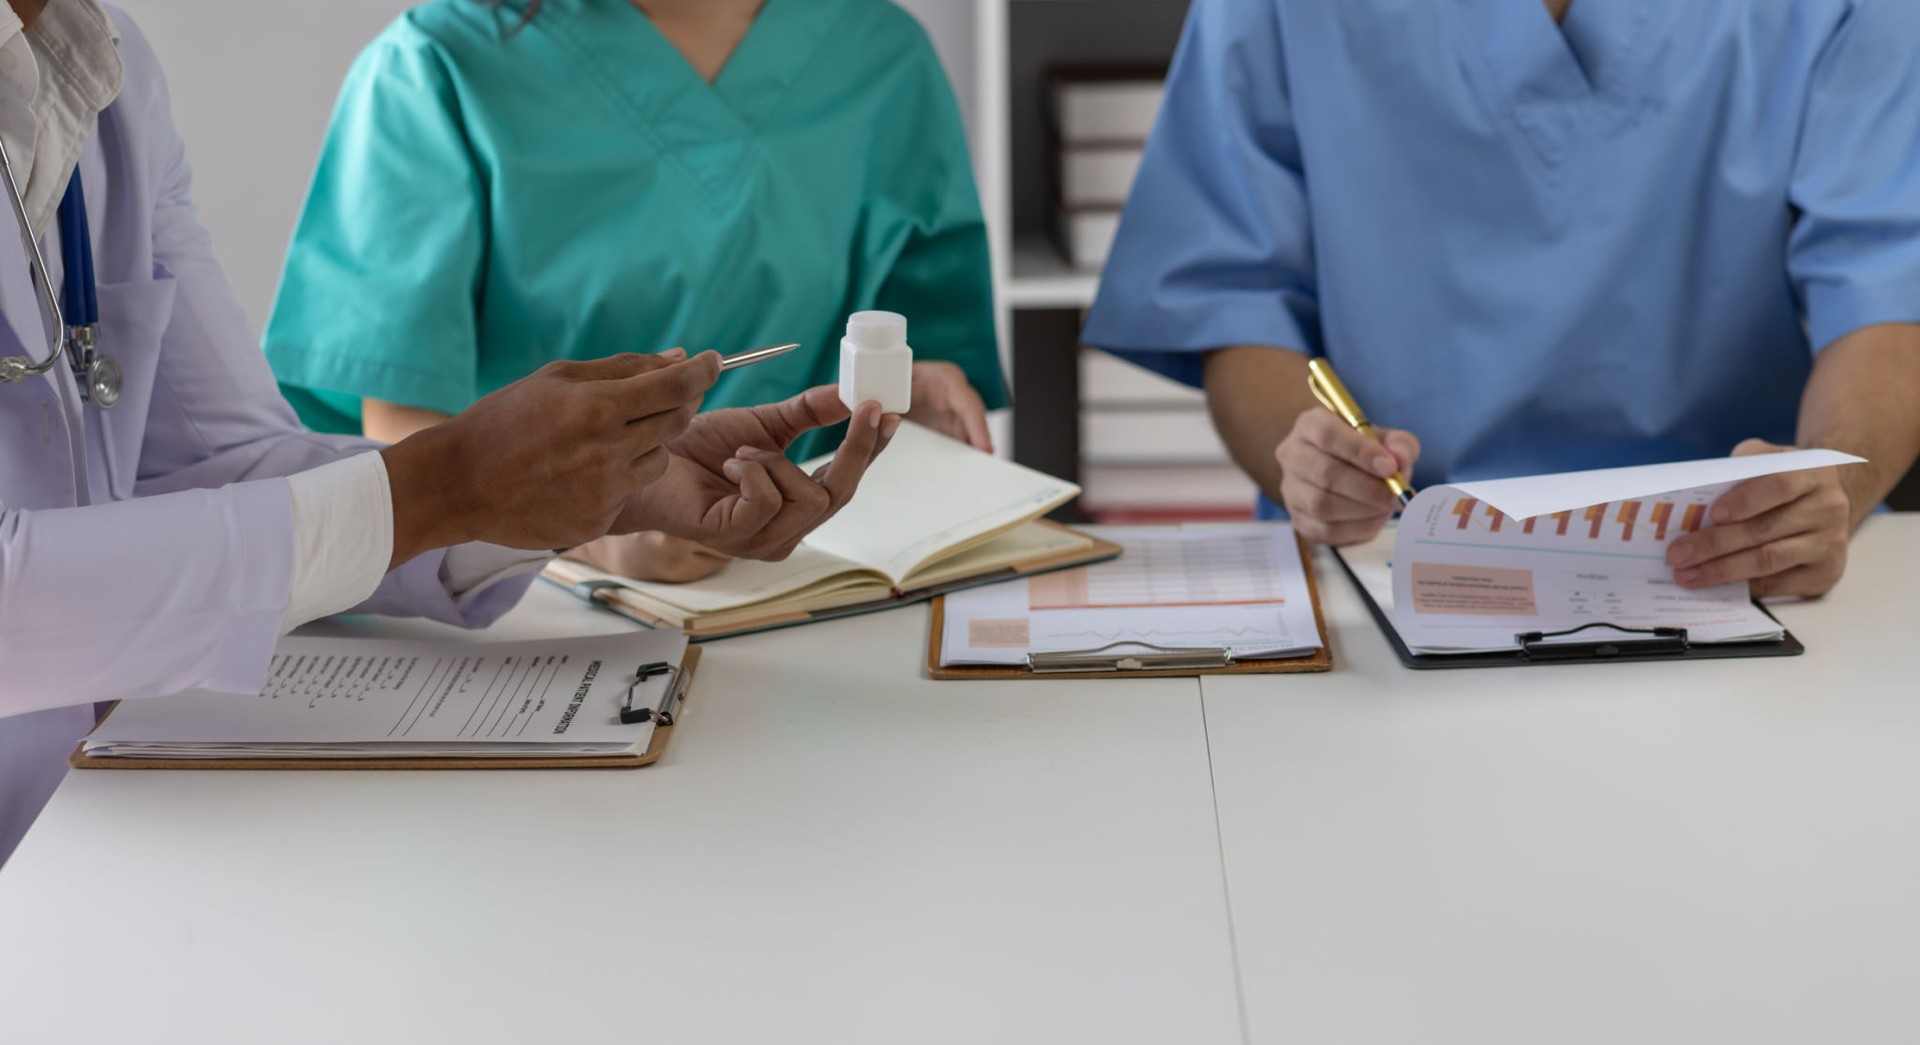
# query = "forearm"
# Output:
<box><xmin>1201</xmin><ymin>345</ymin><xmax>1318</xmax><ymax>500</ymax></box>
<box><xmin>363</xmin><ymin>398</ymin><xmax>453</xmax><ymax>444</ymax></box>
<box><xmin>1796</xmin><ymin>323</ymin><xmax>1920</xmax><ymax>526</ymax></box>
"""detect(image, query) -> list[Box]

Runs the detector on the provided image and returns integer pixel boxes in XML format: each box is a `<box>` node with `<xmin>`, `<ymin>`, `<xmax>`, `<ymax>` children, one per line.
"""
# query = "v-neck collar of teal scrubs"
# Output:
<box><xmin>537</xmin><ymin>0</ymin><xmax>845</xmax><ymax>201</ymax></box>
<box><xmin>1456</xmin><ymin>0</ymin><xmax>1670</xmax><ymax>171</ymax></box>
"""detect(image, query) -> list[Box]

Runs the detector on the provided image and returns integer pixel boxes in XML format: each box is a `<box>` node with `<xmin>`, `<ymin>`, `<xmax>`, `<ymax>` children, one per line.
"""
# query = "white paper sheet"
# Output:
<box><xmin>84</xmin><ymin>631</ymin><xmax>689</xmax><ymax>759</ymax></box>
<box><xmin>940</xmin><ymin>525</ymin><xmax>1323</xmax><ymax>666</ymax></box>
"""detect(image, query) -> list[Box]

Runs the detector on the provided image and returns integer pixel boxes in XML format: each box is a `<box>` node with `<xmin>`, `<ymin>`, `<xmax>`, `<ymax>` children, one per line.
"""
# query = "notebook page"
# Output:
<box><xmin>84</xmin><ymin>632</ymin><xmax>687</xmax><ymax>757</ymax></box>
<box><xmin>801</xmin><ymin>422</ymin><xmax>1081</xmax><ymax>585</ymax></box>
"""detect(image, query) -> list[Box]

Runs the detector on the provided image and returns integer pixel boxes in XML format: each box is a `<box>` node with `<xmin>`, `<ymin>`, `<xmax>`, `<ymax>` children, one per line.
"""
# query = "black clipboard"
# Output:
<box><xmin>1330</xmin><ymin>548</ymin><xmax>1805</xmax><ymax>670</ymax></box>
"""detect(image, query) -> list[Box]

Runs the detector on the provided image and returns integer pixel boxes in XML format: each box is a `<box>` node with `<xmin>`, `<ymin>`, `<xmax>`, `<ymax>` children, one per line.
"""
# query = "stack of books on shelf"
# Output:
<box><xmin>1047</xmin><ymin>66</ymin><xmax>1165</xmax><ymax>270</ymax></box>
<box><xmin>1078</xmin><ymin>349</ymin><xmax>1258</xmax><ymax>523</ymax></box>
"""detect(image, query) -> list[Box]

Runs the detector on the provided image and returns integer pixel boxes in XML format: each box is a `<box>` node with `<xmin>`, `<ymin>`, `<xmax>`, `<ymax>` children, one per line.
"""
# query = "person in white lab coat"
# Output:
<box><xmin>0</xmin><ymin>0</ymin><xmax>897</xmax><ymax>862</ymax></box>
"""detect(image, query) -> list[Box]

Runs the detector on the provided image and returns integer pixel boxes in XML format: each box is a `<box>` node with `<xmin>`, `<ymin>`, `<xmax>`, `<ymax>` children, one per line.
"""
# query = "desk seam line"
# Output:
<box><xmin>1200</xmin><ymin>684</ymin><xmax>1255</xmax><ymax>1045</ymax></box>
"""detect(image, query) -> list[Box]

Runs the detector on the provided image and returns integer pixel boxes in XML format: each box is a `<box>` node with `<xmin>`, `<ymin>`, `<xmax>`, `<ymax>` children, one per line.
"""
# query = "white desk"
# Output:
<box><xmin>0</xmin><ymin>593</ymin><xmax>1242</xmax><ymax>1045</ymax></box>
<box><xmin>1204</xmin><ymin>515</ymin><xmax>1920</xmax><ymax>1045</ymax></box>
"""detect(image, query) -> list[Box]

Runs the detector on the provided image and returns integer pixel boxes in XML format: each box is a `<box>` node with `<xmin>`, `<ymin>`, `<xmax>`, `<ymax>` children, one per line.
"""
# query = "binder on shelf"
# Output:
<box><xmin>927</xmin><ymin>528</ymin><xmax>1334</xmax><ymax>681</ymax></box>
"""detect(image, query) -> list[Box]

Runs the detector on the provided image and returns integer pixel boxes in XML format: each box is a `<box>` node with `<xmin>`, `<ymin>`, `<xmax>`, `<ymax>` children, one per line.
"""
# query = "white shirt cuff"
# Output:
<box><xmin>439</xmin><ymin>542</ymin><xmax>554</xmax><ymax>599</ymax></box>
<box><xmin>281</xmin><ymin>452</ymin><xmax>555</xmax><ymax>631</ymax></box>
<box><xmin>281</xmin><ymin>452</ymin><xmax>393</xmax><ymax>632</ymax></box>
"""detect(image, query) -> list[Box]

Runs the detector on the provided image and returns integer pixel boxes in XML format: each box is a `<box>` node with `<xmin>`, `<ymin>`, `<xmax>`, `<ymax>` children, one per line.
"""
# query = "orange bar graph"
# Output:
<box><xmin>1616</xmin><ymin>500</ymin><xmax>1642</xmax><ymax>541</ymax></box>
<box><xmin>1453</xmin><ymin>498</ymin><xmax>1479</xmax><ymax>530</ymax></box>
<box><xmin>1681</xmin><ymin>503</ymin><xmax>1706</xmax><ymax>533</ymax></box>
<box><xmin>1649</xmin><ymin>501</ymin><xmax>1675</xmax><ymax>540</ymax></box>
<box><xmin>1584</xmin><ymin>503</ymin><xmax>1607</xmax><ymax>539</ymax></box>
<box><xmin>1553</xmin><ymin>511</ymin><xmax>1572</xmax><ymax>535</ymax></box>
<box><xmin>1484</xmin><ymin>505</ymin><xmax>1506</xmax><ymax>532</ymax></box>
<box><xmin>1522</xmin><ymin>516</ymin><xmax>1538</xmax><ymax>534</ymax></box>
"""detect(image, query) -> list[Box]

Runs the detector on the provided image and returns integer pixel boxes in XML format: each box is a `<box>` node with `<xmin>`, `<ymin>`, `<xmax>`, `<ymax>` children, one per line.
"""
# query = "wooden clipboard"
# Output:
<box><xmin>69</xmin><ymin>649</ymin><xmax>701</xmax><ymax>771</ymax></box>
<box><xmin>926</xmin><ymin>536</ymin><xmax>1334</xmax><ymax>680</ymax></box>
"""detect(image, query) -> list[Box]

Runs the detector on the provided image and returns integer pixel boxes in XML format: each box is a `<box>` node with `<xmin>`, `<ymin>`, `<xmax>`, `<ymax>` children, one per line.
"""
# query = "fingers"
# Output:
<box><xmin>752</xmin><ymin>385</ymin><xmax>853</xmax><ymax>448</ymax></box>
<box><xmin>1380</xmin><ymin>428</ymin><xmax>1421</xmax><ymax>475</ymax></box>
<box><xmin>1681</xmin><ymin>534</ymin><xmax>1843</xmax><ymax>591</ymax></box>
<box><xmin>548</xmin><ymin>350</ymin><xmax>682</xmax><ymax>383</ymax></box>
<box><xmin>952</xmin><ymin>386</ymin><xmax>993</xmax><ymax>452</ymax></box>
<box><xmin>603</xmin><ymin>352</ymin><xmax>721</xmax><ymax>424</ymax></box>
<box><xmin>714</xmin><ymin>455</ymin><xmax>785</xmax><ymax>532</ymax></box>
<box><xmin>1669</xmin><ymin>475</ymin><xmax>1851</xmax><ymax>592</ymax></box>
<box><xmin>814</xmin><ymin>401</ymin><xmax>889</xmax><ymax>510</ymax></box>
<box><xmin>1299</xmin><ymin>410</ymin><xmax>1403</xmax><ymax>480</ymax></box>
<box><xmin>1707</xmin><ymin>469</ymin><xmax>1819</xmax><ymax>526</ymax></box>
<box><xmin>911</xmin><ymin>363</ymin><xmax>993</xmax><ymax>451</ymax></box>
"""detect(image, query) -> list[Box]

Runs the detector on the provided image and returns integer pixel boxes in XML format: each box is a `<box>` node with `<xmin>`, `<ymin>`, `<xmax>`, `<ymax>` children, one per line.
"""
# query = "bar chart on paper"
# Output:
<box><xmin>1429</xmin><ymin>491</ymin><xmax>1717</xmax><ymax>560</ymax></box>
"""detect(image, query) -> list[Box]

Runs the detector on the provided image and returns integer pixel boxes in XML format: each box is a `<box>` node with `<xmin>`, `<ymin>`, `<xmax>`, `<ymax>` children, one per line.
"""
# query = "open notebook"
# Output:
<box><xmin>544</xmin><ymin>422</ymin><xmax>1119</xmax><ymax>639</ymax></box>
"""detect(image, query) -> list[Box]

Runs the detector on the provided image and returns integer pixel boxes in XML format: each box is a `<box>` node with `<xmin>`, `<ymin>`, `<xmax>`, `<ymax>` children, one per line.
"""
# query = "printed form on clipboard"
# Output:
<box><xmin>1340</xmin><ymin>449</ymin><xmax>1863</xmax><ymax>656</ymax></box>
<box><xmin>937</xmin><ymin>524</ymin><xmax>1326</xmax><ymax>673</ymax></box>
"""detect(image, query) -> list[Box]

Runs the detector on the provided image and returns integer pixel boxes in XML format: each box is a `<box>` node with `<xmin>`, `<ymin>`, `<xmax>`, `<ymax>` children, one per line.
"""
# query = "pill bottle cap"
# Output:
<box><xmin>845</xmin><ymin>310</ymin><xmax>907</xmax><ymax>350</ymax></box>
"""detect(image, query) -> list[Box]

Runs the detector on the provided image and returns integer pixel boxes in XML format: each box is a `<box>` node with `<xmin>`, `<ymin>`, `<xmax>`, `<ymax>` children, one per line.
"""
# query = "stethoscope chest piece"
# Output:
<box><xmin>83</xmin><ymin>351</ymin><xmax>120</xmax><ymax>409</ymax></box>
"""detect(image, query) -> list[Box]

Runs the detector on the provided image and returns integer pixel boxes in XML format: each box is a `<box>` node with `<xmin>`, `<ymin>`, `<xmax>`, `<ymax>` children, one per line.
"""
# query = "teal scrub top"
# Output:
<box><xmin>264</xmin><ymin>0</ymin><xmax>1004</xmax><ymax>460</ymax></box>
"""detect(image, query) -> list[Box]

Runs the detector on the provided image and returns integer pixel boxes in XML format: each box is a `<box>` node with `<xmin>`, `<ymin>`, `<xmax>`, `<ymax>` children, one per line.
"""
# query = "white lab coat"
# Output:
<box><xmin>0</xmin><ymin>10</ymin><xmax>534</xmax><ymax>860</ymax></box>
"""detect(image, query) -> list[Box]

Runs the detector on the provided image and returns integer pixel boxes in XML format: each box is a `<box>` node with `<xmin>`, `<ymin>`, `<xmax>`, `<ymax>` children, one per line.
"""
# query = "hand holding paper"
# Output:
<box><xmin>1667</xmin><ymin>440</ymin><xmax>1856</xmax><ymax>597</ymax></box>
<box><xmin>1386</xmin><ymin>448</ymin><xmax>1864</xmax><ymax>654</ymax></box>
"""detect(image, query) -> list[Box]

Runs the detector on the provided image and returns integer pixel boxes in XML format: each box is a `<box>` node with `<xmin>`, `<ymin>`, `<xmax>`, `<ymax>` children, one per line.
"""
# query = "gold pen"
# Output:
<box><xmin>1306</xmin><ymin>358</ymin><xmax>1415</xmax><ymax>507</ymax></box>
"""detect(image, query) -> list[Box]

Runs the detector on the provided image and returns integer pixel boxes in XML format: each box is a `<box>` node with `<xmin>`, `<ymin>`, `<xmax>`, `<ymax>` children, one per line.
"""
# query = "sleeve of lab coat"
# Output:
<box><xmin>1078</xmin><ymin>0</ymin><xmax>1320</xmax><ymax>387</ymax></box>
<box><xmin>0</xmin><ymin>15</ymin><xmax>533</xmax><ymax>719</ymax></box>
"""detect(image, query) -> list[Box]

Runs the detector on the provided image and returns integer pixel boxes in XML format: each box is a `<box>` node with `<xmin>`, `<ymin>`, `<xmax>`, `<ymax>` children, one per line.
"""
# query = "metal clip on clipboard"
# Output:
<box><xmin>1026</xmin><ymin>641</ymin><xmax>1237</xmax><ymax>674</ymax></box>
<box><xmin>1513</xmin><ymin>622</ymin><xmax>1691</xmax><ymax>662</ymax></box>
<box><xmin>619</xmin><ymin>661</ymin><xmax>691</xmax><ymax>725</ymax></box>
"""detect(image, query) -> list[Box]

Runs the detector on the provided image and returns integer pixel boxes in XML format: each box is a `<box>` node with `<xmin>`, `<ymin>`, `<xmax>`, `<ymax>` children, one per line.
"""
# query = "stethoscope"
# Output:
<box><xmin>0</xmin><ymin>135</ymin><xmax>122</xmax><ymax>409</ymax></box>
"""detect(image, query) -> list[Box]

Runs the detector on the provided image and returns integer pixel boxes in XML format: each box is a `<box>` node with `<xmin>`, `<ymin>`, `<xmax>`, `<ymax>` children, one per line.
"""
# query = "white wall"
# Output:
<box><xmin>114</xmin><ymin>0</ymin><xmax>974</xmax><ymax>338</ymax></box>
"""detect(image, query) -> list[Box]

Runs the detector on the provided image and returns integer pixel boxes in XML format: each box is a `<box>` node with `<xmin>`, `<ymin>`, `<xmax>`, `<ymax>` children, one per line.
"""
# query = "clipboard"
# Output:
<box><xmin>69</xmin><ymin>649</ymin><xmax>702</xmax><ymax>771</ymax></box>
<box><xmin>926</xmin><ymin>535</ymin><xmax>1334</xmax><ymax>680</ymax></box>
<box><xmin>1329</xmin><ymin>549</ymin><xmax>1806</xmax><ymax>669</ymax></box>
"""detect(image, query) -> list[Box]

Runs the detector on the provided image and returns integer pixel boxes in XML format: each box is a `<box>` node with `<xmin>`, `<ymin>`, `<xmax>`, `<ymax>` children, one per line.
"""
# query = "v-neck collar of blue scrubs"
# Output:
<box><xmin>1456</xmin><ymin>0</ymin><xmax>1669</xmax><ymax>170</ymax></box>
<box><xmin>539</xmin><ymin>0</ymin><xmax>845</xmax><ymax>199</ymax></box>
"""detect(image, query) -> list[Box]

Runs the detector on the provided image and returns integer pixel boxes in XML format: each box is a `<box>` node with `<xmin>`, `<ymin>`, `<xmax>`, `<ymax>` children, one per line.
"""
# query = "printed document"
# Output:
<box><xmin>1373</xmin><ymin>449</ymin><xmax>1861</xmax><ymax>654</ymax></box>
<box><xmin>83</xmin><ymin>631</ymin><xmax>688</xmax><ymax>759</ymax></box>
<box><xmin>940</xmin><ymin>525</ymin><xmax>1323</xmax><ymax>666</ymax></box>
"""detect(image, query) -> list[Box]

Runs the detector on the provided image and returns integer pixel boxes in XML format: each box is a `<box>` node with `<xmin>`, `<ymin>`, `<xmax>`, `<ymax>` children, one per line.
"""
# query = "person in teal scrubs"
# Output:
<box><xmin>1083</xmin><ymin>0</ymin><xmax>1920</xmax><ymax>599</ymax></box>
<box><xmin>265</xmin><ymin>0</ymin><xmax>1002</xmax><ymax>580</ymax></box>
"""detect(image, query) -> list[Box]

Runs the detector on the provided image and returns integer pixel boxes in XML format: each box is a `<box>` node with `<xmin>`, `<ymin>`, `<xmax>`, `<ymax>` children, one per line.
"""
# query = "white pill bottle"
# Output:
<box><xmin>838</xmin><ymin>310</ymin><xmax>913</xmax><ymax>415</ymax></box>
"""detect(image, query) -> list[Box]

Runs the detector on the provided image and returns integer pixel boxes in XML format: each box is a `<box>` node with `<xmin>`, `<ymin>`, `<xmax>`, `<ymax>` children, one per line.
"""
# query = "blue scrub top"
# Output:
<box><xmin>1083</xmin><ymin>0</ymin><xmax>1920</xmax><ymax>517</ymax></box>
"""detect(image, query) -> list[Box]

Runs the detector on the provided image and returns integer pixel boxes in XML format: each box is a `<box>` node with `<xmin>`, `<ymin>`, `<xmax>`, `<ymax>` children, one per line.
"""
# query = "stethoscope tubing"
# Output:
<box><xmin>0</xmin><ymin>134</ymin><xmax>70</xmax><ymax>380</ymax></box>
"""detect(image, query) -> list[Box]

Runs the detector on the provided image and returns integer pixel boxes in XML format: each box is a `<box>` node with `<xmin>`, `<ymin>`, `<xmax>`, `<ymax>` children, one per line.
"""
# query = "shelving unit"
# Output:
<box><xmin>972</xmin><ymin>0</ymin><xmax>1253</xmax><ymax>521</ymax></box>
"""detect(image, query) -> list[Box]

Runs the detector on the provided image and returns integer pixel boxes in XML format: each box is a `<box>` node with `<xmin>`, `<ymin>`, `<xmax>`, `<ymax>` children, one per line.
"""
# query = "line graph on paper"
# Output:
<box><xmin>1030</xmin><ymin>531</ymin><xmax>1291</xmax><ymax>610</ymax></box>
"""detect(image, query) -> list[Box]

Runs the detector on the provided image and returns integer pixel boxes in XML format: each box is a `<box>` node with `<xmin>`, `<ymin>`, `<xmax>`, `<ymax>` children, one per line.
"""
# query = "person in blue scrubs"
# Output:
<box><xmin>1083</xmin><ymin>0</ymin><xmax>1920</xmax><ymax>598</ymax></box>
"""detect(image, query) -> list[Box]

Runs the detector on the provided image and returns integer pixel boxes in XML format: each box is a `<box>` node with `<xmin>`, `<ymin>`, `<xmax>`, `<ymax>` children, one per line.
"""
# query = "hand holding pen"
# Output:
<box><xmin>1275</xmin><ymin>358</ymin><xmax>1421</xmax><ymax>546</ymax></box>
